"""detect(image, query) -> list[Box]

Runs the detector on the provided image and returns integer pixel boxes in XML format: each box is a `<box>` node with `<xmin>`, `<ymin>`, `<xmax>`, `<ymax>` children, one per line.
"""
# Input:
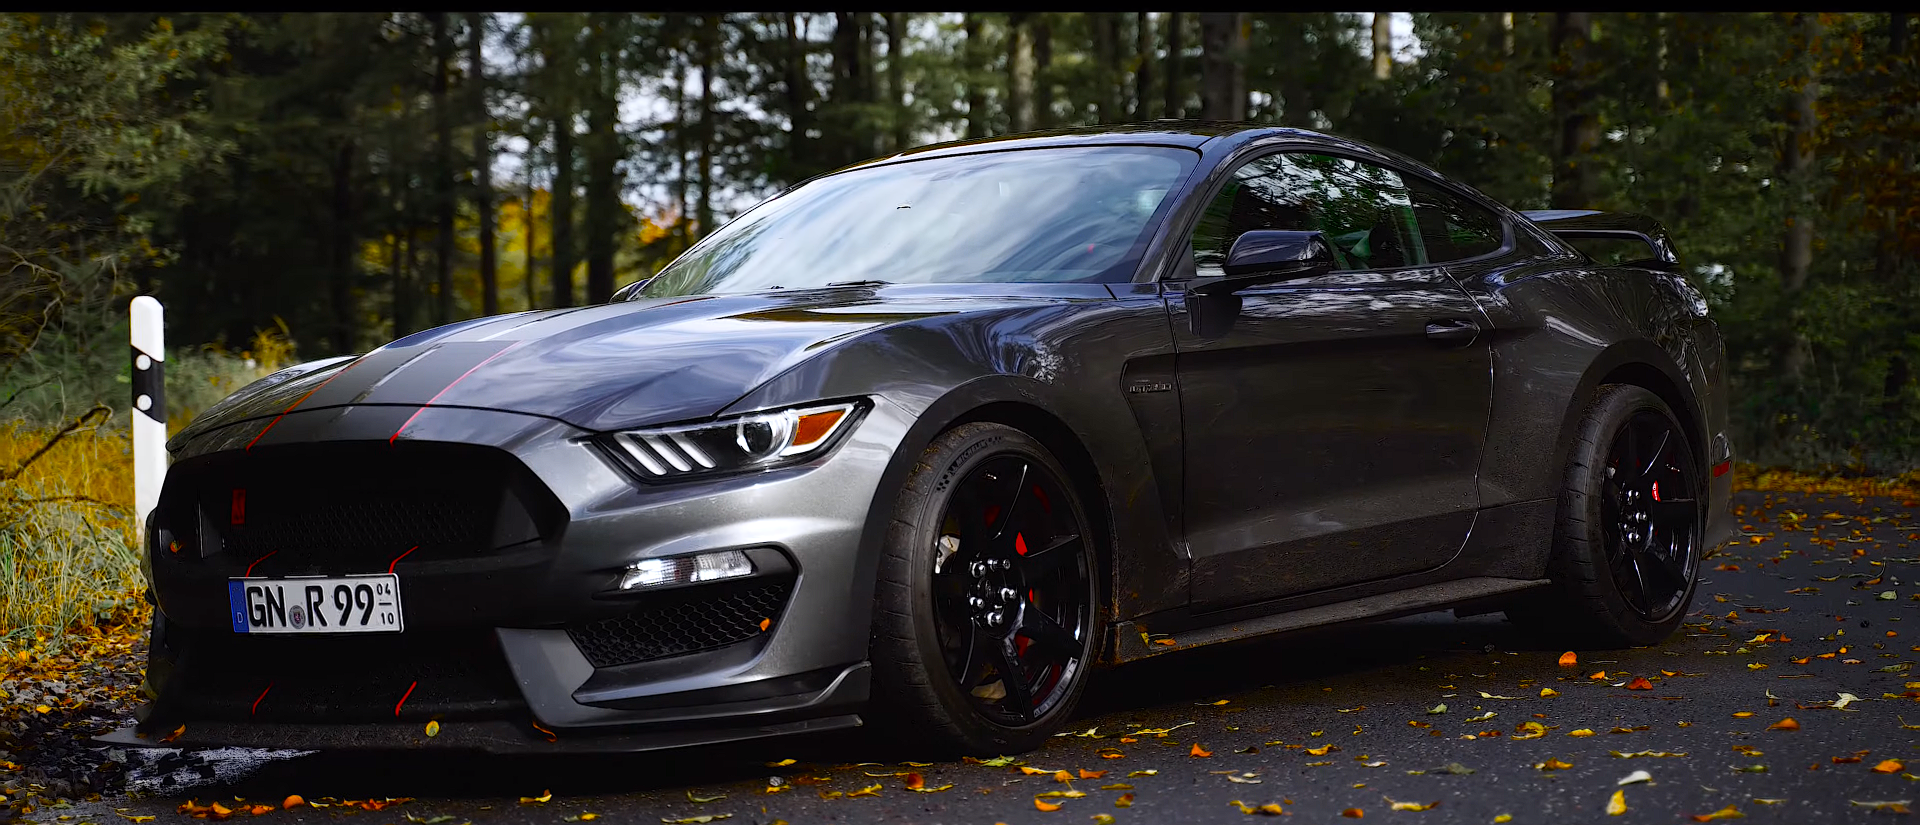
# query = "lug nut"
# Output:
<box><xmin>986</xmin><ymin>609</ymin><xmax>1005</xmax><ymax>626</ymax></box>
<box><xmin>999</xmin><ymin>587</ymin><xmax>1019</xmax><ymax>602</ymax></box>
<box><xmin>969</xmin><ymin>596</ymin><xmax>986</xmax><ymax>609</ymax></box>
<box><xmin>970</xmin><ymin>560</ymin><xmax>988</xmax><ymax>577</ymax></box>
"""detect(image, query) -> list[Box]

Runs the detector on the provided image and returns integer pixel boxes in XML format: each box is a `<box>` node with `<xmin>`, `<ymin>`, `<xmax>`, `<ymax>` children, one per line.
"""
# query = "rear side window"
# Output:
<box><xmin>1191</xmin><ymin>152</ymin><xmax>1425</xmax><ymax>275</ymax></box>
<box><xmin>1404</xmin><ymin>177</ymin><xmax>1505</xmax><ymax>263</ymax></box>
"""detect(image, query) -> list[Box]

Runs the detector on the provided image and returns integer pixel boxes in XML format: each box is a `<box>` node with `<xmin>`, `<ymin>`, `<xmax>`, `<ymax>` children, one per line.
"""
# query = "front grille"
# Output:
<box><xmin>156</xmin><ymin>441</ymin><xmax>561</xmax><ymax>570</ymax></box>
<box><xmin>568</xmin><ymin>580</ymin><xmax>793</xmax><ymax>668</ymax></box>
<box><xmin>166</xmin><ymin>629</ymin><xmax>523</xmax><ymax>723</ymax></box>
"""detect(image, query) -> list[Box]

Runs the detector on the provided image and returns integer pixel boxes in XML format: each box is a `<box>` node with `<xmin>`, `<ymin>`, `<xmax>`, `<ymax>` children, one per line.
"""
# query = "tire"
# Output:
<box><xmin>1508</xmin><ymin>384</ymin><xmax>1704</xmax><ymax>648</ymax></box>
<box><xmin>869</xmin><ymin>422</ymin><xmax>1103</xmax><ymax>756</ymax></box>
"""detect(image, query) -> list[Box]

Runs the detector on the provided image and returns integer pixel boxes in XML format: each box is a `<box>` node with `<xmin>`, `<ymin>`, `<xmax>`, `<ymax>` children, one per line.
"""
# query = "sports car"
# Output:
<box><xmin>120</xmin><ymin>123</ymin><xmax>1736</xmax><ymax>756</ymax></box>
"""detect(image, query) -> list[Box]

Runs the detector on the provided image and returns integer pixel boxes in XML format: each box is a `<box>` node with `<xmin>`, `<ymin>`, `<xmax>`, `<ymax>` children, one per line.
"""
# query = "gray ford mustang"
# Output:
<box><xmin>123</xmin><ymin>124</ymin><xmax>1736</xmax><ymax>756</ymax></box>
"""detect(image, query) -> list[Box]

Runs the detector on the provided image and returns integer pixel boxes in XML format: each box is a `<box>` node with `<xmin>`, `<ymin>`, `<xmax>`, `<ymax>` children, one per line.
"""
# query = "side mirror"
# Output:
<box><xmin>611</xmin><ymin>277</ymin><xmax>655</xmax><ymax>302</ymax></box>
<box><xmin>1192</xmin><ymin>230</ymin><xmax>1337</xmax><ymax>297</ymax></box>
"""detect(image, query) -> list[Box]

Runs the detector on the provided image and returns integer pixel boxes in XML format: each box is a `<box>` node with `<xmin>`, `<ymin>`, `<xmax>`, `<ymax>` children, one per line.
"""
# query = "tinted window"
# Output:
<box><xmin>1191</xmin><ymin>152</ymin><xmax>1423</xmax><ymax>276</ymax></box>
<box><xmin>637</xmin><ymin>146</ymin><xmax>1197</xmax><ymax>297</ymax></box>
<box><xmin>1405</xmin><ymin>176</ymin><xmax>1505</xmax><ymax>263</ymax></box>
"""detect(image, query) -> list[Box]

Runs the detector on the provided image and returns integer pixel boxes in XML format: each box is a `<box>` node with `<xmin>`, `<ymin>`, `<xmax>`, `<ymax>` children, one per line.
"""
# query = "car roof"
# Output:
<box><xmin>847</xmin><ymin>122</ymin><xmax>1293</xmax><ymax>166</ymax></box>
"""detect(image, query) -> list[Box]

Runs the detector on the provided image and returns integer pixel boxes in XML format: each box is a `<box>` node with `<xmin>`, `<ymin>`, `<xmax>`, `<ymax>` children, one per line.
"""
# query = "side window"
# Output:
<box><xmin>1404</xmin><ymin>177</ymin><xmax>1505</xmax><ymax>263</ymax></box>
<box><xmin>1189</xmin><ymin>153</ymin><xmax>1426</xmax><ymax>277</ymax></box>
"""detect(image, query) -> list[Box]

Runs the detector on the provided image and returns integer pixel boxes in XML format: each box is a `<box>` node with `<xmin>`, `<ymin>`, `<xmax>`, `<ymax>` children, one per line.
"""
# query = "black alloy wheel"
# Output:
<box><xmin>869</xmin><ymin>422</ymin><xmax>1100</xmax><ymax>754</ymax></box>
<box><xmin>930</xmin><ymin>454</ymin><xmax>1092</xmax><ymax>725</ymax></box>
<box><xmin>1508</xmin><ymin>385</ymin><xmax>1703</xmax><ymax>648</ymax></box>
<box><xmin>1599</xmin><ymin>409</ymin><xmax>1700</xmax><ymax>623</ymax></box>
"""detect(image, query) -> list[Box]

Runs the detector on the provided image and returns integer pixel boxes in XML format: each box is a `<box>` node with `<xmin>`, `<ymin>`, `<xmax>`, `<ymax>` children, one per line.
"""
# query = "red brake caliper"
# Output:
<box><xmin>1651</xmin><ymin>481</ymin><xmax>1661</xmax><ymax>501</ymax></box>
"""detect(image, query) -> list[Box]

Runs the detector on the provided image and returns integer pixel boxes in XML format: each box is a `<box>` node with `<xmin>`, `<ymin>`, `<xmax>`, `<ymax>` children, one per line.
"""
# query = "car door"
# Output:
<box><xmin>1166</xmin><ymin>150</ymin><xmax>1493</xmax><ymax>613</ymax></box>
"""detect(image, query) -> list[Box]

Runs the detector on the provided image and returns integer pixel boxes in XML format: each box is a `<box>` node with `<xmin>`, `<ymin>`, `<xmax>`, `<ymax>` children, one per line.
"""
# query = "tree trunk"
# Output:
<box><xmin>1550</xmin><ymin>12</ymin><xmax>1600</xmax><ymax>210</ymax></box>
<box><xmin>583</xmin><ymin>14</ymin><xmax>619</xmax><ymax>304</ymax></box>
<box><xmin>1371</xmin><ymin>13</ymin><xmax>1392</xmax><ymax>81</ymax></box>
<box><xmin>1133</xmin><ymin>12</ymin><xmax>1155</xmax><ymax>120</ymax></box>
<box><xmin>1776</xmin><ymin>12</ymin><xmax>1821</xmax><ymax>384</ymax></box>
<box><xmin>1033</xmin><ymin>15</ymin><xmax>1053</xmax><ymax>128</ymax></box>
<box><xmin>551</xmin><ymin>104</ymin><xmax>576</xmax><ymax>308</ymax></box>
<box><xmin>860</xmin><ymin>13</ymin><xmax>877</xmax><ymax>156</ymax></box>
<box><xmin>783</xmin><ymin>13</ymin><xmax>815</xmax><ymax>178</ymax></box>
<box><xmin>1501</xmin><ymin>12</ymin><xmax>1515</xmax><ymax>57</ymax></box>
<box><xmin>887</xmin><ymin>12</ymin><xmax>907</xmax><ymax>151</ymax></box>
<box><xmin>1277</xmin><ymin>18</ymin><xmax>1313</xmax><ymax>127</ymax></box>
<box><xmin>469</xmin><ymin>12</ymin><xmax>497</xmax><ymax>317</ymax></box>
<box><xmin>431</xmin><ymin>11</ymin><xmax>455</xmax><ymax>326</ymax></box>
<box><xmin>1164</xmin><ymin>12</ymin><xmax>1184</xmax><ymax>118</ymax></box>
<box><xmin>1654</xmin><ymin>11</ymin><xmax>1670</xmax><ymax>106</ymax></box>
<box><xmin>524</xmin><ymin>165</ymin><xmax>538</xmax><ymax>311</ymax></box>
<box><xmin>1895</xmin><ymin>12</ymin><xmax>1910</xmax><ymax>54</ymax></box>
<box><xmin>329</xmin><ymin>141</ymin><xmax>356</xmax><ymax>354</ymax></box>
<box><xmin>1198</xmin><ymin>13</ymin><xmax>1245</xmax><ymax>121</ymax></box>
<box><xmin>696</xmin><ymin>15</ymin><xmax>716</xmax><ymax>237</ymax></box>
<box><xmin>672</xmin><ymin>34</ymin><xmax>689</xmax><ymax>246</ymax></box>
<box><xmin>1885</xmin><ymin>12</ymin><xmax>1911</xmax><ymax>414</ymax></box>
<box><xmin>398</xmin><ymin>228</ymin><xmax>417</xmax><ymax>336</ymax></box>
<box><xmin>831</xmin><ymin>12</ymin><xmax>866</xmax><ymax>162</ymax></box>
<box><xmin>1094</xmin><ymin>14</ymin><xmax>1121</xmax><ymax>123</ymax></box>
<box><xmin>388</xmin><ymin>228</ymin><xmax>405</xmax><ymax>336</ymax></box>
<box><xmin>963</xmin><ymin>13</ymin><xmax>987</xmax><ymax>138</ymax></box>
<box><xmin>1007</xmin><ymin>13</ymin><xmax>1034</xmax><ymax>132</ymax></box>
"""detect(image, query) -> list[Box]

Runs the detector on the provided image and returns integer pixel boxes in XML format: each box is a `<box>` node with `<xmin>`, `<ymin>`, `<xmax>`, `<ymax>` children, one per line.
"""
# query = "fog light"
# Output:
<box><xmin>619</xmin><ymin>550</ymin><xmax>754</xmax><ymax>590</ymax></box>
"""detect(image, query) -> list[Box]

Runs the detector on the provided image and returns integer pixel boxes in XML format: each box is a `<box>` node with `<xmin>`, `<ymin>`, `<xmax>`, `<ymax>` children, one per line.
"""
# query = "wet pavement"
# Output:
<box><xmin>31</xmin><ymin>489</ymin><xmax>1920</xmax><ymax>823</ymax></box>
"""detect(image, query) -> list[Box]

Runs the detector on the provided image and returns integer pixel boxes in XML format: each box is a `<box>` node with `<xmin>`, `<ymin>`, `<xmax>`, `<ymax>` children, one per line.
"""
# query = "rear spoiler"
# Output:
<box><xmin>1520</xmin><ymin>209</ymin><xmax>1680</xmax><ymax>271</ymax></box>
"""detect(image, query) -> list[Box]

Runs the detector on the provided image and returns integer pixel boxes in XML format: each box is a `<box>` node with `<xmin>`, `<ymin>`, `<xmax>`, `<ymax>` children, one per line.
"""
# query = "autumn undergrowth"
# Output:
<box><xmin>0</xmin><ymin>328</ymin><xmax>294</xmax><ymax>658</ymax></box>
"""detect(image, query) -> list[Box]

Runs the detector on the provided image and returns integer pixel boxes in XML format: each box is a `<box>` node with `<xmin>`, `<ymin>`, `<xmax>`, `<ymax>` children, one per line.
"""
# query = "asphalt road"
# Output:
<box><xmin>55</xmin><ymin>489</ymin><xmax>1920</xmax><ymax>823</ymax></box>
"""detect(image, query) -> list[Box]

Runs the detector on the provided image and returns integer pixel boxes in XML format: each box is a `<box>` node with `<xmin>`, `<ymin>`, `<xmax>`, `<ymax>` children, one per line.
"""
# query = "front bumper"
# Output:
<box><xmin>132</xmin><ymin>397</ymin><xmax>912</xmax><ymax>751</ymax></box>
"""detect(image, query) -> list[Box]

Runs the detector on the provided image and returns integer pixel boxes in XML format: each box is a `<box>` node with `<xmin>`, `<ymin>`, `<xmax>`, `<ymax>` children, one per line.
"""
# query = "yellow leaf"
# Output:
<box><xmin>1541</xmin><ymin>688</ymin><xmax>1559</xmax><ymax>697</ymax></box>
<box><xmin>1035</xmin><ymin>791</ymin><xmax>1087</xmax><ymax>799</ymax></box>
<box><xmin>1606</xmin><ymin>789</ymin><xmax>1627</xmax><ymax>816</ymax></box>
<box><xmin>1053</xmin><ymin>770</ymin><xmax>1073</xmax><ymax>783</ymax></box>
<box><xmin>1093</xmin><ymin>816</ymin><xmax>1116</xmax><ymax>825</ymax></box>
<box><xmin>661</xmin><ymin>816</ymin><xmax>732</xmax><ymax>825</ymax></box>
<box><xmin>1116</xmin><ymin>793</ymin><xmax>1135</xmax><ymax>808</ymax></box>
<box><xmin>1767</xmin><ymin>717</ymin><xmax>1800</xmax><ymax>731</ymax></box>
<box><xmin>1689</xmin><ymin>805</ymin><xmax>1745</xmax><ymax>821</ymax></box>
<box><xmin>847</xmin><ymin>784</ymin><xmax>881</xmax><ymax>798</ymax></box>
<box><xmin>766</xmin><ymin>758</ymin><xmax>797</xmax><ymax>767</ymax></box>
<box><xmin>1513</xmin><ymin>721</ymin><xmax>1547</xmax><ymax>740</ymax></box>
<box><xmin>1389</xmin><ymin>799</ymin><xmax>1439</xmax><ymax>811</ymax></box>
<box><xmin>520</xmin><ymin>791</ymin><xmax>553</xmax><ymax>805</ymax></box>
<box><xmin>1020</xmin><ymin>766</ymin><xmax>1053</xmax><ymax>775</ymax></box>
<box><xmin>1127</xmin><ymin>770</ymin><xmax>1158</xmax><ymax>777</ymax></box>
<box><xmin>685</xmin><ymin>790</ymin><xmax>726</xmax><ymax>803</ymax></box>
<box><xmin>1569</xmin><ymin>729</ymin><xmax>1596</xmax><ymax>737</ymax></box>
<box><xmin>424</xmin><ymin>720</ymin><xmax>439</xmax><ymax>737</ymax></box>
<box><xmin>1536</xmin><ymin>758</ymin><xmax>1574</xmax><ymax>771</ymax></box>
<box><xmin>1034</xmin><ymin>797</ymin><xmax>1062</xmax><ymax>812</ymax></box>
<box><xmin>1871</xmin><ymin>759</ymin><xmax>1905</xmax><ymax>774</ymax></box>
<box><xmin>1100</xmin><ymin>783</ymin><xmax>1133</xmax><ymax>791</ymax></box>
<box><xmin>1495</xmin><ymin>816</ymin><xmax>1513</xmax><ymax>823</ymax></box>
<box><xmin>114</xmin><ymin>816</ymin><xmax>155</xmax><ymax>823</ymax></box>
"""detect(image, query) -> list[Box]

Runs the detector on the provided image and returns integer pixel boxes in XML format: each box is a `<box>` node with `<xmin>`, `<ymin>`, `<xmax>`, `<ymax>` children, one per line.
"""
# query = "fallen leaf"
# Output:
<box><xmin>766</xmin><ymin>758</ymin><xmax>797</xmax><ymax>767</ymax></box>
<box><xmin>1466</xmin><ymin>711</ymin><xmax>1496</xmax><ymax>723</ymax></box>
<box><xmin>1559</xmin><ymin>651</ymin><xmax>1579</xmax><ymax>666</ymax></box>
<box><xmin>1387</xmin><ymin>799</ymin><xmax>1439</xmax><ymax>812</ymax></box>
<box><xmin>1513</xmin><ymin>721</ymin><xmax>1547</xmax><ymax>740</ymax></box>
<box><xmin>1873</xmin><ymin>760</ymin><xmax>1906</xmax><ymax>774</ymax></box>
<box><xmin>1767</xmin><ymin>717</ymin><xmax>1801</xmax><ymax>731</ymax></box>
<box><xmin>1495</xmin><ymin>816</ymin><xmax>1513</xmax><ymax>823</ymax></box>
<box><xmin>661</xmin><ymin>816</ymin><xmax>732</xmax><ymax>825</ymax></box>
<box><xmin>1020</xmin><ymin>766</ymin><xmax>1054</xmax><ymax>776</ymax></box>
<box><xmin>1127</xmin><ymin>770</ymin><xmax>1158</xmax><ymax>777</ymax></box>
<box><xmin>520</xmin><ymin>791</ymin><xmax>553</xmax><ymax>805</ymax></box>
<box><xmin>1689</xmin><ymin>805</ymin><xmax>1745</xmax><ymax>821</ymax></box>
<box><xmin>972</xmin><ymin>755</ymin><xmax>1020</xmax><ymax>767</ymax></box>
<box><xmin>1851</xmin><ymin>801</ymin><xmax>1913</xmax><ymax>813</ymax></box>
<box><xmin>1116</xmin><ymin>793</ymin><xmax>1134</xmax><ymax>808</ymax></box>
<box><xmin>1606</xmin><ymin>789</ymin><xmax>1627</xmax><ymax>816</ymax></box>
<box><xmin>685</xmin><ymin>791</ymin><xmax>726</xmax><ymax>803</ymax></box>
<box><xmin>1570</xmin><ymin>729</ymin><xmax>1596</xmax><ymax>737</ymax></box>
<box><xmin>1092</xmin><ymin>816</ymin><xmax>1116</xmax><ymax>825</ymax></box>
<box><xmin>1541</xmin><ymin>688</ymin><xmax>1559</xmax><ymax>697</ymax></box>
<box><xmin>1479</xmin><ymin>691</ymin><xmax>1521</xmax><ymax>700</ymax></box>
<box><xmin>160</xmin><ymin>725</ymin><xmax>185</xmax><ymax>743</ymax></box>
<box><xmin>1626</xmin><ymin>677</ymin><xmax>1654</xmax><ymax>690</ymax></box>
<box><xmin>1833</xmin><ymin>693</ymin><xmax>1863</xmax><ymax>710</ymax></box>
<box><xmin>1226</xmin><ymin>775</ymin><xmax>1262</xmax><ymax>785</ymax></box>
<box><xmin>1428</xmin><ymin>703</ymin><xmax>1447</xmax><ymax>715</ymax></box>
<box><xmin>1342</xmin><ymin>809</ymin><xmax>1364</xmax><ymax>819</ymax></box>
<box><xmin>1730</xmin><ymin>765</ymin><xmax>1768</xmax><ymax>773</ymax></box>
<box><xmin>1732</xmin><ymin>712</ymin><xmax>1755</xmax><ymax>718</ymax></box>
<box><xmin>1191</xmin><ymin>743</ymin><xmax>1213</xmax><ymax>758</ymax></box>
<box><xmin>1078</xmin><ymin>769</ymin><xmax>1107</xmax><ymax>779</ymax></box>
<box><xmin>113</xmin><ymin>816</ymin><xmax>154</xmax><ymax>823</ymax></box>
<box><xmin>1611</xmin><ymin>750</ymin><xmax>1688</xmax><ymax>758</ymax></box>
<box><xmin>1100</xmin><ymin>784</ymin><xmax>1133</xmax><ymax>791</ymax></box>
<box><xmin>1035</xmin><ymin>791</ymin><xmax>1087</xmax><ymax>800</ymax></box>
<box><xmin>1618</xmin><ymin>770</ymin><xmax>1653</xmax><ymax>785</ymax></box>
<box><xmin>1590</xmin><ymin>670</ymin><xmax>1607</xmax><ymax>679</ymax></box>
<box><xmin>1536</xmin><ymin>758</ymin><xmax>1574</xmax><ymax>771</ymax></box>
<box><xmin>1306</xmin><ymin>744</ymin><xmax>1336</xmax><ymax>756</ymax></box>
<box><xmin>424</xmin><ymin>720</ymin><xmax>439</xmax><ymax>737</ymax></box>
<box><xmin>847</xmin><ymin>784</ymin><xmax>881</xmax><ymax>798</ymax></box>
<box><xmin>1052</xmin><ymin>770</ymin><xmax>1073</xmax><ymax>783</ymax></box>
<box><xmin>1752</xmin><ymin>798</ymin><xmax>1787</xmax><ymax>805</ymax></box>
<box><xmin>281</xmin><ymin>796</ymin><xmax>304</xmax><ymax>810</ymax></box>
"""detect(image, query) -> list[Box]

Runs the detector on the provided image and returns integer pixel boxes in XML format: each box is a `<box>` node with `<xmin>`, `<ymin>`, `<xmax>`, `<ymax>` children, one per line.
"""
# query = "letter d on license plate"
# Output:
<box><xmin>228</xmin><ymin>574</ymin><xmax>404</xmax><ymax>634</ymax></box>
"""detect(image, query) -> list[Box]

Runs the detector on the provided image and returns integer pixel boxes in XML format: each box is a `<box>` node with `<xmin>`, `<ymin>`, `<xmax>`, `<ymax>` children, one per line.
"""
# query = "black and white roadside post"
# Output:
<box><xmin>131</xmin><ymin>296</ymin><xmax>166</xmax><ymax>544</ymax></box>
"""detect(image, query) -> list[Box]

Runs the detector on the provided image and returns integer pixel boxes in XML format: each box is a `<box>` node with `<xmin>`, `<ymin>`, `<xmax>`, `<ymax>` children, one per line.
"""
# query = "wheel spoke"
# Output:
<box><xmin>1016</xmin><ymin>604</ymin><xmax>1081</xmax><ymax>659</ymax></box>
<box><xmin>1640</xmin><ymin>428</ymin><xmax>1671</xmax><ymax>479</ymax></box>
<box><xmin>1644</xmin><ymin>540</ymin><xmax>1689</xmax><ymax>590</ymax></box>
<box><xmin>1625</xmin><ymin>549</ymin><xmax>1653</xmax><ymax>606</ymax></box>
<box><xmin>1648</xmin><ymin>498</ymin><xmax>1695</xmax><ymax>531</ymax></box>
<box><xmin>989</xmin><ymin>636</ymin><xmax>1035</xmax><ymax>719</ymax></box>
<box><xmin>952</xmin><ymin>622</ymin><xmax>981</xmax><ymax>687</ymax></box>
<box><xmin>990</xmin><ymin>462</ymin><xmax>1031</xmax><ymax>541</ymax></box>
<box><xmin>1617</xmin><ymin>420</ymin><xmax>1643</xmax><ymax>483</ymax></box>
<box><xmin>1016</xmin><ymin>533</ymin><xmax>1082</xmax><ymax>579</ymax></box>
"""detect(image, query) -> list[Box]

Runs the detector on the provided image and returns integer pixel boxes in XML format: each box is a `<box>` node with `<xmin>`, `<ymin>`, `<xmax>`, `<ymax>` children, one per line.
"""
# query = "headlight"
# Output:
<box><xmin>597</xmin><ymin>400</ymin><xmax>864</xmax><ymax>482</ymax></box>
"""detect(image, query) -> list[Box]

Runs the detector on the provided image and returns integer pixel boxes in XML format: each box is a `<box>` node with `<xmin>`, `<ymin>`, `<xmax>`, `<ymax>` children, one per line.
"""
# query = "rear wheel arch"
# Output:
<box><xmin>1550</xmin><ymin>344</ymin><xmax>1708</xmax><ymax>500</ymax></box>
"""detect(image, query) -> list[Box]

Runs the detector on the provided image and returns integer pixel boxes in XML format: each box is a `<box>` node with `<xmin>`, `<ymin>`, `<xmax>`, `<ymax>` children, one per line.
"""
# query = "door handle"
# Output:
<box><xmin>1425</xmin><ymin>318</ymin><xmax>1481</xmax><ymax>346</ymax></box>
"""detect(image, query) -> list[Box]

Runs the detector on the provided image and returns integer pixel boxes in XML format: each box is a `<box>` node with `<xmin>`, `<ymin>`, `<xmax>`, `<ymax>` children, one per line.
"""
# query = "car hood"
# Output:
<box><xmin>176</xmin><ymin>289</ymin><xmax>970</xmax><ymax>443</ymax></box>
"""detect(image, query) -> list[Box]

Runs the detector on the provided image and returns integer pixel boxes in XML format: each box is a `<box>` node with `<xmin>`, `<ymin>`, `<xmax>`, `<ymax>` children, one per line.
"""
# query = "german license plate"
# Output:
<box><xmin>228</xmin><ymin>574</ymin><xmax>403</xmax><ymax>634</ymax></box>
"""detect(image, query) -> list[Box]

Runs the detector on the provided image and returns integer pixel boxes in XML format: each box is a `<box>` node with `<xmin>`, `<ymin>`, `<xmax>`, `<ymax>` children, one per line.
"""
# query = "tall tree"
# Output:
<box><xmin>696</xmin><ymin>15</ymin><xmax>717</xmax><ymax>236</ymax></box>
<box><xmin>887</xmin><ymin>12</ymin><xmax>908</xmax><ymax>150</ymax></box>
<box><xmin>1550</xmin><ymin>12</ymin><xmax>1600</xmax><ymax>209</ymax></box>
<box><xmin>1164</xmin><ymin>12</ymin><xmax>1185</xmax><ymax>118</ymax></box>
<box><xmin>1094</xmin><ymin>13</ymin><xmax>1122</xmax><ymax>123</ymax></box>
<box><xmin>1776</xmin><ymin>11</ymin><xmax>1822</xmax><ymax>384</ymax></box>
<box><xmin>581</xmin><ymin>14</ymin><xmax>621</xmax><ymax>303</ymax></box>
<box><xmin>468</xmin><ymin>12</ymin><xmax>498</xmax><ymax>317</ymax></box>
<box><xmin>964</xmin><ymin>13</ymin><xmax>988</xmax><ymax>138</ymax></box>
<box><xmin>1033</xmin><ymin>15</ymin><xmax>1054</xmax><ymax>129</ymax></box>
<box><xmin>430</xmin><ymin>12</ymin><xmax>456</xmax><ymax>326</ymax></box>
<box><xmin>540</xmin><ymin>18</ymin><xmax>576</xmax><ymax>308</ymax></box>
<box><xmin>328</xmin><ymin>140</ymin><xmax>356</xmax><ymax>353</ymax></box>
<box><xmin>1198</xmin><ymin>13</ymin><xmax>1246</xmax><ymax>120</ymax></box>
<box><xmin>1007</xmin><ymin>13</ymin><xmax>1035</xmax><ymax>132</ymax></box>
<box><xmin>1371</xmin><ymin>13</ymin><xmax>1392</xmax><ymax>80</ymax></box>
<box><xmin>782</xmin><ymin>13</ymin><xmax>817</xmax><ymax>174</ymax></box>
<box><xmin>1133</xmin><ymin>12</ymin><xmax>1156</xmax><ymax>121</ymax></box>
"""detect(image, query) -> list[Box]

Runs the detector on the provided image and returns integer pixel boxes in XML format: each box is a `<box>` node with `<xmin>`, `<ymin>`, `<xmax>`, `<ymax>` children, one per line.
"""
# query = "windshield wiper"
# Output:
<box><xmin>824</xmin><ymin>280</ymin><xmax>892</xmax><ymax>288</ymax></box>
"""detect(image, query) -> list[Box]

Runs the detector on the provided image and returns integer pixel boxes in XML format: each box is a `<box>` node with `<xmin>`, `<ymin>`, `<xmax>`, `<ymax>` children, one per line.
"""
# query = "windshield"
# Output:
<box><xmin>635</xmin><ymin>145</ymin><xmax>1198</xmax><ymax>298</ymax></box>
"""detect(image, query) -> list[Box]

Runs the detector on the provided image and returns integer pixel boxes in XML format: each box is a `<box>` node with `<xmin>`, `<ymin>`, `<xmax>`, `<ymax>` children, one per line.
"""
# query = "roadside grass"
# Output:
<box><xmin>0</xmin><ymin>328</ymin><xmax>295</xmax><ymax>659</ymax></box>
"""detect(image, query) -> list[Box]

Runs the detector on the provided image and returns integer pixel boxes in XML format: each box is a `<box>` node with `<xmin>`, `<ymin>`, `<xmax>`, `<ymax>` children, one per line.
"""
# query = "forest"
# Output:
<box><xmin>3</xmin><ymin>11</ymin><xmax>1919</xmax><ymax>470</ymax></box>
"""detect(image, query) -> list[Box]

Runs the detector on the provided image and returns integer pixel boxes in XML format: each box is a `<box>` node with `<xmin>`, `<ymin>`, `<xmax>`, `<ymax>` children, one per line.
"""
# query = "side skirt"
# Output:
<box><xmin>1105</xmin><ymin>576</ymin><xmax>1550</xmax><ymax>664</ymax></box>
